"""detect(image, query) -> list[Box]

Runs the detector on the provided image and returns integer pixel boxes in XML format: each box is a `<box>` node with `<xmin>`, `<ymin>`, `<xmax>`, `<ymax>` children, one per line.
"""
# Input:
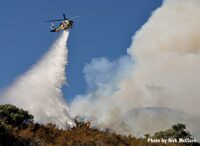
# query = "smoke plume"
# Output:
<box><xmin>0</xmin><ymin>31</ymin><xmax>74</xmax><ymax>128</ymax></box>
<box><xmin>70</xmin><ymin>0</ymin><xmax>200</xmax><ymax>137</ymax></box>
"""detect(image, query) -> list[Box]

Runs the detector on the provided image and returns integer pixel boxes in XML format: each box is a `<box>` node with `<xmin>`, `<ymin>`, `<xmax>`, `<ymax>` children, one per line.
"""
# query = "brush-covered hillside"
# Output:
<box><xmin>0</xmin><ymin>104</ymin><xmax>199</xmax><ymax>146</ymax></box>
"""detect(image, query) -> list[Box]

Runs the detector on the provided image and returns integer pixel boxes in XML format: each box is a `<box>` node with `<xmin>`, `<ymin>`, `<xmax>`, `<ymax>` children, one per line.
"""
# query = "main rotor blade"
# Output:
<box><xmin>63</xmin><ymin>13</ymin><xmax>67</xmax><ymax>20</ymax></box>
<box><xmin>45</xmin><ymin>19</ymin><xmax>64</xmax><ymax>22</ymax></box>
<box><xmin>69</xmin><ymin>16</ymin><xmax>80</xmax><ymax>20</ymax></box>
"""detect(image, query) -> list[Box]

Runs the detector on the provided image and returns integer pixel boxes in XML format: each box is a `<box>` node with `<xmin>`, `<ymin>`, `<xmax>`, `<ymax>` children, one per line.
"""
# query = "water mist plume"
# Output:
<box><xmin>0</xmin><ymin>31</ymin><xmax>74</xmax><ymax>128</ymax></box>
<box><xmin>70</xmin><ymin>0</ymin><xmax>200</xmax><ymax>138</ymax></box>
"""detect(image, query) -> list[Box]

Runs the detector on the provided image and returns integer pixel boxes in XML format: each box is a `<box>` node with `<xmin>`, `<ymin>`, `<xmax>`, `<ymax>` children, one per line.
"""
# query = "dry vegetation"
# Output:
<box><xmin>6</xmin><ymin>122</ymin><xmax>190</xmax><ymax>146</ymax></box>
<box><xmin>0</xmin><ymin>104</ymin><xmax>199</xmax><ymax>146</ymax></box>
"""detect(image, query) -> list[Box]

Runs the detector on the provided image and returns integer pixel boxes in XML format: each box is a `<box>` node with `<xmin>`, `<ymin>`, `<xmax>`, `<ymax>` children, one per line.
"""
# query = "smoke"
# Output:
<box><xmin>0</xmin><ymin>31</ymin><xmax>74</xmax><ymax>128</ymax></box>
<box><xmin>70</xmin><ymin>0</ymin><xmax>200</xmax><ymax>137</ymax></box>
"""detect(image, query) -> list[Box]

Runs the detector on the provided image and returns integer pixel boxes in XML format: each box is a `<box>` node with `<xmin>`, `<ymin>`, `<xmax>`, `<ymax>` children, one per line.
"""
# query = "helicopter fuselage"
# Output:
<box><xmin>50</xmin><ymin>20</ymin><xmax>73</xmax><ymax>32</ymax></box>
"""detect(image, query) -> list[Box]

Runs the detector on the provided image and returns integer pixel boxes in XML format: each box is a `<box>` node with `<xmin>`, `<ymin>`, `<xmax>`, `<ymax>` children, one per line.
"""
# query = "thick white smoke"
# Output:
<box><xmin>0</xmin><ymin>31</ymin><xmax>74</xmax><ymax>128</ymax></box>
<box><xmin>70</xmin><ymin>0</ymin><xmax>200</xmax><ymax>137</ymax></box>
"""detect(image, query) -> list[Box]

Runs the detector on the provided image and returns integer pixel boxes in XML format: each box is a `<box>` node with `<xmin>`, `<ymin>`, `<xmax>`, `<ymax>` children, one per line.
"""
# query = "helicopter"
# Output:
<box><xmin>45</xmin><ymin>14</ymin><xmax>78</xmax><ymax>32</ymax></box>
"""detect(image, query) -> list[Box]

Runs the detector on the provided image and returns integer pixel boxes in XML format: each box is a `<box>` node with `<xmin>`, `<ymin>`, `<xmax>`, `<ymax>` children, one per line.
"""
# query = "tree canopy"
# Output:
<box><xmin>0</xmin><ymin>104</ymin><xmax>33</xmax><ymax>128</ymax></box>
<box><xmin>153</xmin><ymin>123</ymin><xmax>191</xmax><ymax>139</ymax></box>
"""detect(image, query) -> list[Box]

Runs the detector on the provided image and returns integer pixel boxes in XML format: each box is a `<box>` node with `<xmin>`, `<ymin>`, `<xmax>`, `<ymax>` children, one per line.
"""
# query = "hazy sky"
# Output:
<box><xmin>0</xmin><ymin>0</ymin><xmax>162</xmax><ymax>102</ymax></box>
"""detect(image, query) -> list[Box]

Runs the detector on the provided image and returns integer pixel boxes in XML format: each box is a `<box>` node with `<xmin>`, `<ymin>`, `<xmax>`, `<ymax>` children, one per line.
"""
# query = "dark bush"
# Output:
<box><xmin>0</xmin><ymin>104</ymin><xmax>33</xmax><ymax>128</ymax></box>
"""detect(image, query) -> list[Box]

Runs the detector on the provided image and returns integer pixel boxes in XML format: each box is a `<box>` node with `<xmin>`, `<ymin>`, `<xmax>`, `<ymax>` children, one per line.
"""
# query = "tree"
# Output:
<box><xmin>0</xmin><ymin>104</ymin><xmax>33</xmax><ymax>128</ymax></box>
<box><xmin>144</xmin><ymin>133</ymin><xmax>150</xmax><ymax>139</ymax></box>
<box><xmin>171</xmin><ymin>123</ymin><xmax>191</xmax><ymax>139</ymax></box>
<box><xmin>153</xmin><ymin>123</ymin><xmax>191</xmax><ymax>140</ymax></box>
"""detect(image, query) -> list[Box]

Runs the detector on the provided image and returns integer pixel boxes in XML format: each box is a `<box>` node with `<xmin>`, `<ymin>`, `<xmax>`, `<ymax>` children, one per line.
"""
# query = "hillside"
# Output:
<box><xmin>0</xmin><ymin>104</ymin><xmax>199</xmax><ymax>146</ymax></box>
